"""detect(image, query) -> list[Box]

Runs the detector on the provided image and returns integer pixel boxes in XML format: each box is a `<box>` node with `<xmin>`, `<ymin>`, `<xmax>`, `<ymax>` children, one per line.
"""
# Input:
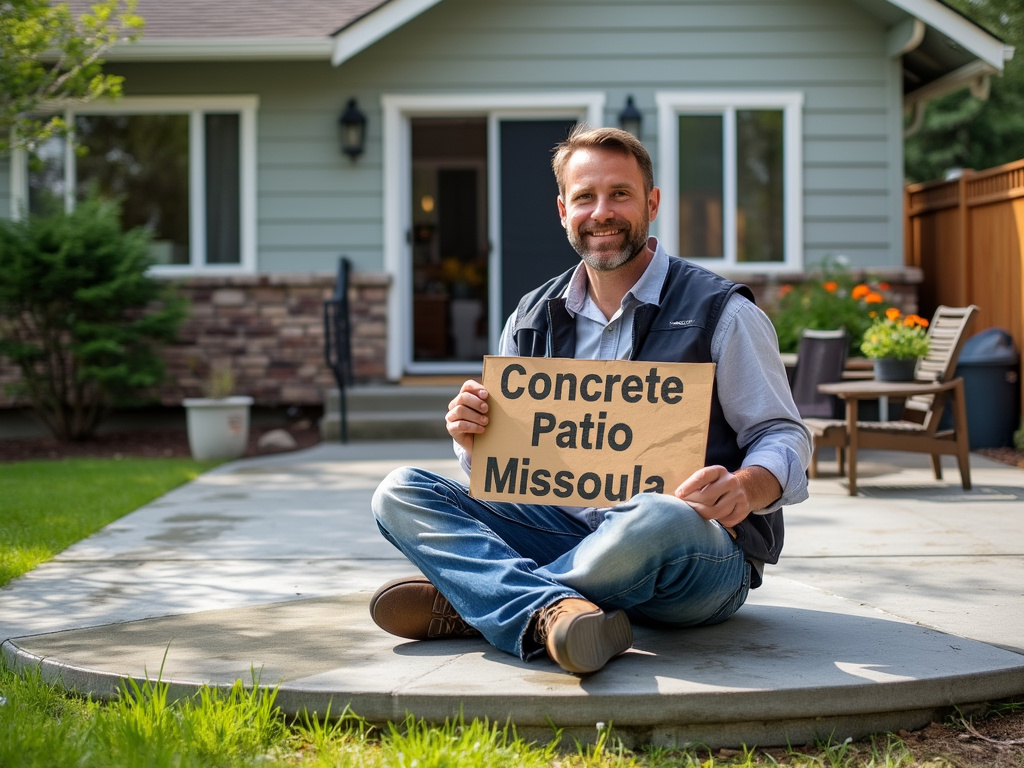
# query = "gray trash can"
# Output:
<box><xmin>954</xmin><ymin>328</ymin><xmax>1020</xmax><ymax>449</ymax></box>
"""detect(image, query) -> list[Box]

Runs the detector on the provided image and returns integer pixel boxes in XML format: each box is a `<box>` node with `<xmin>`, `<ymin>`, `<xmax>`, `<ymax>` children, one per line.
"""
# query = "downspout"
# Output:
<box><xmin>889</xmin><ymin>18</ymin><xmax>928</xmax><ymax>138</ymax></box>
<box><xmin>904</xmin><ymin>100</ymin><xmax>928</xmax><ymax>138</ymax></box>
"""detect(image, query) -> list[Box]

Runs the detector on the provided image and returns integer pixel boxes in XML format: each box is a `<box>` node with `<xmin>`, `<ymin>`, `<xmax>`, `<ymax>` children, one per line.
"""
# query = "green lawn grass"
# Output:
<box><xmin>0</xmin><ymin>457</ymin><xmax>219</xmax><ymax>587</ymax></box>
<box><xmin>0</xmin><ymin>659</ymin><xmax>939</xmax><ymax>768</ymax></box>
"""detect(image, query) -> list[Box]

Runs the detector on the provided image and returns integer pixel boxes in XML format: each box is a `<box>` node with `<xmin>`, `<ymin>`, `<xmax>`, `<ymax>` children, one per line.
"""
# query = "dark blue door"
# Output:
<box><xmin>499</xmin><ymin>119</ymin><xmax>580</xmax><ymax>324</ymax></box>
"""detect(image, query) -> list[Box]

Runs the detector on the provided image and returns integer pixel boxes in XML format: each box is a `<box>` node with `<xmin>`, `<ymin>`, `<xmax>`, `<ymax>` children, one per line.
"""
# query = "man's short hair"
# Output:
<box><xmin>551</xmin><ymin>125</ymin><xmax>654</xmax><ymax>197</ymax></box>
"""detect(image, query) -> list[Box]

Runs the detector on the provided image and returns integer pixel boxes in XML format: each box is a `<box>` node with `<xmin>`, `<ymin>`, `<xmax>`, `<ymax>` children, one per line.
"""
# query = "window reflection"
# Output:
<box><xmin>736</xmin><ymin>110</ymin><xmax>784</xmax><ymax>263</ymax></box>
<box><xmin>74</xmin><ymin>113</ymin><xmax>190</xmax><ymax>265</ymax></box>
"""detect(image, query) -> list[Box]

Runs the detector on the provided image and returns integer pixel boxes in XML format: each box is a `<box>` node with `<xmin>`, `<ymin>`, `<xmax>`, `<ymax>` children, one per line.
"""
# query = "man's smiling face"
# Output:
<box><xmin>557</xmin><ymin>146</ymin><xmax>660</xmax><ymax>272</ymax></box>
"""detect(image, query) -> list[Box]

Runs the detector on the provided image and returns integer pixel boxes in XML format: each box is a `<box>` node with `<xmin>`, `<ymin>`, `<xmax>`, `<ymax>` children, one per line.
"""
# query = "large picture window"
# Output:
<box><xmin>656</xmin><ymin>92</ymin><xmax>803</xmax><ymax>272</ymax></box>
<box><xmin>16</xmin><ymin>96</ymin><xmax>257</xmax><ymax>273</ymax></box>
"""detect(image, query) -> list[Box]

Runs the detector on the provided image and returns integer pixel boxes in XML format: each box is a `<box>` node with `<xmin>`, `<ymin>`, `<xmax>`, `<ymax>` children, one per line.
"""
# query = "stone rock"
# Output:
<box><xmin>257</xmin><ymin>429</ymin><xmax>298</xmax><ymax>451</ymax></box>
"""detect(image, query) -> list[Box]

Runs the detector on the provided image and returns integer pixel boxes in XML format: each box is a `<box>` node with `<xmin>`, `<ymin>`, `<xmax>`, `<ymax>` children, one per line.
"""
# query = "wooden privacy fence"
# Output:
<box><xmin>905</xmin><ymin>159</ymin><xmax>1024</xmax><ymax>421</ymax></box>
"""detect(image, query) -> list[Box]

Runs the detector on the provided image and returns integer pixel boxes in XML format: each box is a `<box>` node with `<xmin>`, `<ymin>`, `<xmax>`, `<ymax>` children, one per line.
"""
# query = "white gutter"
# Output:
<box><xmin>331</xmin><ymin>0</ymin><xmax>445</xmax><ymax>66</ymax></box>
<box><xmin>101</xmin><ymin>37</ymin><xmax>334</xmax><ymax>61</ymax></box>
<box><xmin>905</xmin><ymin>58</ymin><xmax>1001</xmax><ymax>109</ymax></box>
<box><xmin>887</xmin><ymin>17</ymin><xmax>926</xmax><ymax>57</ymax></box>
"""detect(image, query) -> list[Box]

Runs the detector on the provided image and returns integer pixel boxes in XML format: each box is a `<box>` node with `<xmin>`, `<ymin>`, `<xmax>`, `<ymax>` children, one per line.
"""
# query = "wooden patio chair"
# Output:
<box><xmin>804</xmin><ymin>305</ymin><xmax>979</xmax><ymax>494</ymax></box>
<box><xmin>790</xmin><ymin>329</ymin><xmax>848</xmax><ymax>419</ymax></box>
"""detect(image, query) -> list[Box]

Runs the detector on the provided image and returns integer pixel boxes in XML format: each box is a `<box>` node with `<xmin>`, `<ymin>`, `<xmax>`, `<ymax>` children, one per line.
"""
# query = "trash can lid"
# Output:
<box><xmin>958</xmin><ymin>328</ymin><xmax>1019</xmax><ymax>364</ymax></box>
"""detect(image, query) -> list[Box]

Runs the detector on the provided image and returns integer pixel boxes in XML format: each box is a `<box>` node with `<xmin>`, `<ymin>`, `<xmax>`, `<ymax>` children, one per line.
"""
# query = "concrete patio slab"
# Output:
<box><xmin>2</xmin><ymin>442</ymin><xmax>1023</xmax><ymax>748</ymax></box>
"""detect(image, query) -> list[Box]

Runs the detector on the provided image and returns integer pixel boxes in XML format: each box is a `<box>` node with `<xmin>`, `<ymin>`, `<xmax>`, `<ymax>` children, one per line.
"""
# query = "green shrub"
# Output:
<box><xmin>767</xmin><ymin>256</ymin><xmax>894</xmax><ymax>357</ymax></box>
<box><xmin>0</xmin><ymin>196</ymin><xmax>186</xmax><ymax>440</ymax></box>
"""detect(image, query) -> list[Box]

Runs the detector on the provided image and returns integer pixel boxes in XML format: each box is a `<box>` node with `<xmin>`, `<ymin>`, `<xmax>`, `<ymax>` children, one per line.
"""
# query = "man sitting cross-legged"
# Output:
<box><xmin>368</xmin><ymin>125</ymin><xmax>811</xmax><ymax>674</ymax></box>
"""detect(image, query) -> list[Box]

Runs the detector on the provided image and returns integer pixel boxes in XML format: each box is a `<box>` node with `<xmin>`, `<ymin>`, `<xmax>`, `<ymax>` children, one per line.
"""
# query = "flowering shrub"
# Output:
<box><xmin>860</xmin><ymin>308</ymin><xmax>931</xmax><ymax>360</ymax></box>
<box><xmin>768</xmin><ymin>257</ymin><xmax>893</xmax><ymax>356</ymax></box>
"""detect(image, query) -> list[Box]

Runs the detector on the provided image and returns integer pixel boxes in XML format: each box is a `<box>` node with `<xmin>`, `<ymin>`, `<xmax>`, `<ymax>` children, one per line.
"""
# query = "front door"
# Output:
<box><xmin>405</xmin><ymin>117</ymin><xmax>579</xmax><ymax>372</ymax></box>
<box><xmin>384</xmin><ymin>94</ymin><xmax>603</xmax><ymax>380</ymax></box>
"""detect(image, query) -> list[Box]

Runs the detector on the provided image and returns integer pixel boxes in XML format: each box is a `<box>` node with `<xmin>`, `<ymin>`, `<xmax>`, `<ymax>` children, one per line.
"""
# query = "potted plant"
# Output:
<box><xmin>183</xmin><ymin>366</ymin><xmax>254</xmax><ymax>460</ymax></box>
<box><xmin>859</xmin><ymin>308</ymin><xmax>931</xmax><ymax>381</ymax></box>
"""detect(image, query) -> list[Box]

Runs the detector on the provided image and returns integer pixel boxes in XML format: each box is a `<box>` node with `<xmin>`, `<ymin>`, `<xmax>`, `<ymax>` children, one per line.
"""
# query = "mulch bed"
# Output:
<box><xmin>976</xmin><ymin>446</ymin><xmax>1024</xmax><ymax>469</ymax></box>
<box><xmin>0</xmin><ymin>419</ymin><xmax>323</xmax><ymax>463</ymax></box>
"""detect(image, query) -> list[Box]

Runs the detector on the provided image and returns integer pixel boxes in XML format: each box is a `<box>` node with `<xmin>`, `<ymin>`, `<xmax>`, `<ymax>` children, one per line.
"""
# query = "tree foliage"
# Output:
<box><xmin>905</xmin><ymin>0</ymin><xmax>1024</xmax><ymax>182</ymax></box>
<box><xmin>0</xmin><ymin>0</ymin><xmax>144</xmax><ymax>155</ymax></box>
<box><xmin>0</xmin><ymin>197</ymin><xmax>186</xmax><ymax>440</ymax></box>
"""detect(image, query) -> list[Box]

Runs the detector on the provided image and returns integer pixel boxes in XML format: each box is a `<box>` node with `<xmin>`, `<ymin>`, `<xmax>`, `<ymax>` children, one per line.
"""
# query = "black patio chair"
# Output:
<box><xmin>790</xmin><ymin>328</ymin><xmax>849</xmax><ymax>419</ymax></box>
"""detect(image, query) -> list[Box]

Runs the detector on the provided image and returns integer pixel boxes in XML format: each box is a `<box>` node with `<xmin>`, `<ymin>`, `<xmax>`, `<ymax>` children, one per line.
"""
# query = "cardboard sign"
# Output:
<box><xmin>470</xmin><ymin>356</ymin><xmax>715</xmax><ymax>507</ymax></box>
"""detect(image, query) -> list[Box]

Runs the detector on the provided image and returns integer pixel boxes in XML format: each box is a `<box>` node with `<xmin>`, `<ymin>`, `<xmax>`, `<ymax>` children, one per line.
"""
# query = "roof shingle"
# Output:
<box><xmin>68</xmin><ymin>0</ymin><xmax>386</xmax><ymax>40</ymax></box>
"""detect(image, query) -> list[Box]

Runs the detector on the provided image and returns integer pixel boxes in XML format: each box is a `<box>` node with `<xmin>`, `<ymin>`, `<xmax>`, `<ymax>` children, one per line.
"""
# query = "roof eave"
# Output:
<box><xmin>330</xmin><ymin>0</ymin><xmax>444</xmax><ymax>66</ymax></box>
<box><xmin>885</xmin><ymin>0</ymin><xmax>1013</xmax><ymax>71</ymax></box>
<box><xmin>103</xmin><ymin>37</ymin><xmax>334</xmax><ymax>62</ymax></box>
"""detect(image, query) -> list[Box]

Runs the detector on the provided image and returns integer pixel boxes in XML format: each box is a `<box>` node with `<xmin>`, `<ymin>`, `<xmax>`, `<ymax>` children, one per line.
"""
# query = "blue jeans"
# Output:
<box><xmin>371</xmin><ymin>466</ymin><xmax>751</xmax><ymax>660</ymax></box>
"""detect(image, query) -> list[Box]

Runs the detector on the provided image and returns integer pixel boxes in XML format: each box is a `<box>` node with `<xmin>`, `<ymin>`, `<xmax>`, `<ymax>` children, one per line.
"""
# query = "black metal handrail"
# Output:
<box><xmin>323</xmin><ymin>256</ymin><xmax>353</xmax><ymax>442</ymax></box>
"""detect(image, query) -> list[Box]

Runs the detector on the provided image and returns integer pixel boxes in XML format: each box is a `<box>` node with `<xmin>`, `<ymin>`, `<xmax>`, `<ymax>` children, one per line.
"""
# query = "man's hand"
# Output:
<box><xmin>445</xmin><ymin>380</ymin><xmax>489</xmax><ymax>459</ymax></box>
<box><xmin>674</xmin><ymin>465</ymin><xmax>781</xmax><ymax>529</ymax></box>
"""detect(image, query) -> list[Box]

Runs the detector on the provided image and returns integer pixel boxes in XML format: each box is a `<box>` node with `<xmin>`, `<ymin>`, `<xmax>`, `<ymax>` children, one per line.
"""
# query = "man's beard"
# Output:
<box><xmin>566</xmin><ymin>217</ymin><xmax>649</xmax><ymax>272</ymax></box>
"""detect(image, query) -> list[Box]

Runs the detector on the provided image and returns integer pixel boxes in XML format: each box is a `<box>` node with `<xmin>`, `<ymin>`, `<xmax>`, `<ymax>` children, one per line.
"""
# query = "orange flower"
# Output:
<box><xmin>865</xmin><ymin>292</ymin><xmax>884</xmax><ymax>304</ymax></box>
<box><xmin>878</xmin><ymin>282</ymin><xmax>891</xmax><ymax>291</ymax></box>
<box><xmin>904</xmin><ymin>314</ymin><xmax>928</xmax><ymax>328</ymax></box>
<box><xmin>851</xmin><ymin>284</ymin><xmax>870</xmax><ymax>299</ymax></box>
<box><xmin>823</xmin><ymin>281</ymin><xmax>838</xmax><ymax>293</ymax></box>
<box><xmin>885</xmin><ymin>307</ymin><xmax>901</xmax><ymax>321</ymax></box>
<box><xmin>778</xmin><ymin>284</ymin><xmax>793</xmax><ymax>297</ymax></box>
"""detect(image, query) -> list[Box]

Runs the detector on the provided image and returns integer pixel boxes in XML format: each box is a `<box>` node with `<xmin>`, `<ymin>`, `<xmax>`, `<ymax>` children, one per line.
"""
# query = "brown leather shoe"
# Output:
<box><xmin>369</xmin><ymin>576</ymin><xmax>480</xmax><ymax>640</ymax></box>
<box><xmin>535</xmin><ymin>598</ymin><xmax>632</xmax><ymax>674</ymax></box>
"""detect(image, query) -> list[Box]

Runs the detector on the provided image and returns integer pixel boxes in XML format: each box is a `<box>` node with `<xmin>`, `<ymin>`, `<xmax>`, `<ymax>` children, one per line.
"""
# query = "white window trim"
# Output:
<box><xmin>655</xmin><ymin>91</ymin><xmax>804</xmax><ymax>274</ymax></box>
<box><xmin>381</xmin><ymin>92</ymin><xmax>605</xmax><ymax>380</ymax></box>
<box><xmin>10</xmin><ymin>95</ymin><xmax>259</xmax><ymax>275</ymax></box>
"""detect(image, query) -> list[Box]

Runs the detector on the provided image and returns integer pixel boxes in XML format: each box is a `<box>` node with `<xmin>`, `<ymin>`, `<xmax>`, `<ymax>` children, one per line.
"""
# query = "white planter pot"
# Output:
<box><xmin>183</xmin><ymin>397</ymin><xmax>254</xmax><ymax>460</ymax></box>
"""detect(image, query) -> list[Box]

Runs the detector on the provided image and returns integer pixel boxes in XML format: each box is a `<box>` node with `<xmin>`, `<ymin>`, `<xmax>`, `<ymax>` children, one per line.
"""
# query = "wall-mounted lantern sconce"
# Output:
<box><xmin>618</xmin><ymin>95</ymin><xmax>642</xmax><ymax>139</ymax></box>
<box><xmin>338</xmin><ymin>98</ymin><xmax>367</xmax><ymax>160</ymax></box>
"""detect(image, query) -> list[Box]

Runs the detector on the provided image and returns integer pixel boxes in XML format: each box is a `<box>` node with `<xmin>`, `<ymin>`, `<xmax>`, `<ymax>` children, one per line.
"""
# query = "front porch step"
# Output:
<box><xmin>319</xmin><ymin>385</ymin><xmax>453</xmax><ymax>442</ymax></box>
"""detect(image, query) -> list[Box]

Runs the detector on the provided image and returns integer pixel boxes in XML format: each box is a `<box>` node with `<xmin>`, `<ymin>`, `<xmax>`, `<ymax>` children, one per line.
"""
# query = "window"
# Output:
<box><xmin>656</xmin><ymin>92</ymin><xmax>803</xmax><ymax>272</ymax></box>
<box><xmin>16</xmin><ymin>96</ymin><xmax>257</xmax><ymax>273</ymax></box>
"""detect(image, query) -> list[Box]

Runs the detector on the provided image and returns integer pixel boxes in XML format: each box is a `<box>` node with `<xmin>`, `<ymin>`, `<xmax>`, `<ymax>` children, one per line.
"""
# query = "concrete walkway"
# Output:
<box><xmin>2</xmin><ymin>442</ymin><xmax>1023</xmax><ymax>748</ymax></box>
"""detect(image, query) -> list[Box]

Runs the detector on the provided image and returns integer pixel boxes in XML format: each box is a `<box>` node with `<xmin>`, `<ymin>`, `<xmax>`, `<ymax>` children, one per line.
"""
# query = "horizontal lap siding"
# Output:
<box><xmin>240</xmin><ymin>65</ymin><xmax>384</xmax><ymax>274</ymax></box>
<box><xmin>352</xmin><ymin>0</ymin><xmax>900</xmax><ymax>270</ymax></box>
<box><xmin>95</xmin><ymin>0</ymin><xmax>899</xmax><ymax>275</ymax></box>
<box><xmin>106</xmin><ymin>61</ymin><xmax>383</xmax><ymax>274</ymax></box>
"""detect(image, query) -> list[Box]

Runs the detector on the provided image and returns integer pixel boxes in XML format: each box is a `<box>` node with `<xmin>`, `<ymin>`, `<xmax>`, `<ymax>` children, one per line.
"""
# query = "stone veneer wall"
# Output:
<box><xmin>0</xmin><ymin>266</ymin><xmax>921</xmax><ymax>409</ymax></box>
<box><xmin>0</xmin><ymin>271</ymin><xmax>390</xmax><ymax>409</ymax></box>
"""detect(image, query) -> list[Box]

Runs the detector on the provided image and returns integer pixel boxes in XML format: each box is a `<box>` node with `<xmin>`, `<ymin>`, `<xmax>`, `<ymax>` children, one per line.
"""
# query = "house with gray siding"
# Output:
<box><xmin>0</xmin><ymin>0</ymin><xmax>1012</xmax><ymax>409</ymax></box>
